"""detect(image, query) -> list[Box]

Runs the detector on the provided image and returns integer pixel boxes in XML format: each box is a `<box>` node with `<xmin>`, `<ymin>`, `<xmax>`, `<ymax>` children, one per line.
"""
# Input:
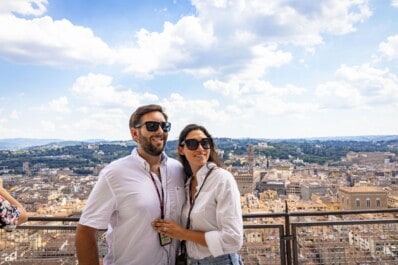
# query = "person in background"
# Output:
<box><xmin>0</xmin><ymin>186</ymin><xmax>28</xmax><ymax>230</ymax></box>
<box><xmin>75</xmin><ymin>104</ymin><xmax>185</xmax><ymax>265</ymax></box>
<box><xmin>153</xmin><ymin>124</ymin><xmax>243</xmax><ymax>265</ymax></box>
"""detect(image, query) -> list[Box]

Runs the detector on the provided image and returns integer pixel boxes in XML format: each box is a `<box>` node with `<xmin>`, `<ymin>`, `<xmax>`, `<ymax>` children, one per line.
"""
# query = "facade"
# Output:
<box><xmin>301</xmin><ymin>182</ymin><xmax>328</xmax><ymax>200</ymax></box>
<box><xmin>234</xmin><ymin>169</ymin><xmax>254</xmax><ymax>196</ymax></box>
<box><xmin>256</xmin><ymin>181</ymin><xmax>285</xmax><ymax>196</ymax></box>
<box><xmin>339</xmin><ymin>186</ymin><xmax>387</xmax><ymax>210</ymax></box>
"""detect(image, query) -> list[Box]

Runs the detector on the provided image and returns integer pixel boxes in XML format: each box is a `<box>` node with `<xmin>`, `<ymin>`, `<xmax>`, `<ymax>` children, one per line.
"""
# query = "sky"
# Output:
<box><xmin>1</xmin><ymin>0</ymin><xmax>398</xmax><ymax>141</ymax></box>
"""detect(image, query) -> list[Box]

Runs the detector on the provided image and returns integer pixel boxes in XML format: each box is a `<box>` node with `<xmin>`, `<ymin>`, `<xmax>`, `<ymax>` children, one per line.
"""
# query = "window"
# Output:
<box><xmin>356</xmin><ymin>199</ymin><xmax>361</xmax><ymax>208</ymax></box>
<box><xmin>376</xmin><ymin>198</ymin><xmax>381</xmax><ymax>207</ymax></box>
<box><xmin>366</xmin><ymin>198</ymin><xmax>371</xmax><ymax>208</ymax></box>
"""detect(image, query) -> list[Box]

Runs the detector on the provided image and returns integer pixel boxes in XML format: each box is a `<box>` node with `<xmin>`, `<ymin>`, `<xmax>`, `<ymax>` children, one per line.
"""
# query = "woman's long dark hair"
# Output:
<box><xmin>178</xmin><ymin>124</ymin><xmax>222</xmax><ymax>177</ymax></box>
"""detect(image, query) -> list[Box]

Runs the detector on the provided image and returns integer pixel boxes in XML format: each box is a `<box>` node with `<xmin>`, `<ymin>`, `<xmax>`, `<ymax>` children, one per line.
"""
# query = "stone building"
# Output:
<box><xmin>339</xmin><ymin>186</ymin><xmax>387</xmax><ymax>210</ymax></box>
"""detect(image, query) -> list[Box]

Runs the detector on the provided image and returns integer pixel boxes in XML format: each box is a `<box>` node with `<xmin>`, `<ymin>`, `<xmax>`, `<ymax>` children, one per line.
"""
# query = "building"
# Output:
<box><xmin>256</xmin><ymin>181</ymin><xmax>285</xmax><ymax>196</ymax></box>
<box><xmin>301</xmin><ymin>182</ymin><xmax>328</xmax><ymax>200</ymax></box>
<box><xmin>339</xmin><ymin>186</ymin><xmax>387</xmax><ymax>210</ymax></box>
<box><xmin>233</xmin><ymin>168</ymin><xmax>254</xmax><ymax>196</ymax></box>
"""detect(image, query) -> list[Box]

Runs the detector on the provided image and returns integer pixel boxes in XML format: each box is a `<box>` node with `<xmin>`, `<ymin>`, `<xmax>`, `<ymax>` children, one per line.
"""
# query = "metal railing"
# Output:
<box><xmin>1</xmin><ymin>209</ymin><xmax>398</xmax><ymax>265</ymax></box>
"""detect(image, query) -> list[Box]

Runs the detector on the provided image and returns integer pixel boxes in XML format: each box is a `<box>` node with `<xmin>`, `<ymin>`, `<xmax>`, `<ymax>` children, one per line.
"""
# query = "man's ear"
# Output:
<box><xmin>130</xmin><ymin>128</ymin><xmax>138</xmax><ymax>141</ymax></box>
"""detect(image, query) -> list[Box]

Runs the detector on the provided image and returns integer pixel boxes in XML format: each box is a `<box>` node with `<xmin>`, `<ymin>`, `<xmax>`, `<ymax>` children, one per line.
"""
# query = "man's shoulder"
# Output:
<box><xmin>102</xmin><ymin>154</ymin><xmax>135</xmax><ymax>172</ymax></box>
<box><xmin>166</xmin><ymin>156</ymin><xmax>182</xmax><ymax>166</ymax></box>
<box><xmin>165</xmin><ymin>157</ymin><xmax>184</xmax><ymax>172</ymax></box>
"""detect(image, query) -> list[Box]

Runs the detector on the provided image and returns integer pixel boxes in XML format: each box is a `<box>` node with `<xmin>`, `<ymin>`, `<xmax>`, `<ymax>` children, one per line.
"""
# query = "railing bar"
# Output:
<box><xmin>243</xmin><ymin>213</ymin><xmax>287</xmax><ymax>219</ymax></box>
<box><xmin>24</xmin><ymin>208</ymin><xmax>398</xmax><ymax>222</ymax></box>
<box><xmin>28</xmin><ymin>217</ymin><xmax>80</xmax><ymax>221</ymax></box>
<box><xmin>17</xmin><ymin>225</ymin><xmax>77</xmax><ymax>230</ymax></box>
<box><xmin>243</xmin><ymin>207</ymin><xmax>398</xmax><ymax>219</ymax></box>
<box><xmin>244</xmin><ymin>224</ymin><xmax>283</xmax><ymax>229</ymax></box>
<box><xmin>292</xmin><ymin>218</ymin><xmax>398</xmax><ymax>227</ymax></box>
<box><xmin>5</xmin><ymin>208</ymin><xmax>398</xmax><ymax>265</ymax></box>
<box><xmin>16</xmin><ymin>226</ymin><xmax>108</xmax><ymax>232</ymax></box>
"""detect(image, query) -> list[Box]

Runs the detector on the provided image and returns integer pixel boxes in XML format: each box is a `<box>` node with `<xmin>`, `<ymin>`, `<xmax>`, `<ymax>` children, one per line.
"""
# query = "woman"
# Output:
<box><xmin>153</xmin><ymin>124</ymin><xmax>243</xmax><ymax>264</ymax></box>
<box><xmin>0</xmin><ymin>187</ymin><xmax>28</xmax><ymax>230</ymax></box>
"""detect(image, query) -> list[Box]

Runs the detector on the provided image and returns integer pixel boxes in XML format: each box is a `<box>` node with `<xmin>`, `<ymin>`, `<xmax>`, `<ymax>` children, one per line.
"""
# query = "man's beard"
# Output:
<box><xmin>138</xmin><ymin>133</ymin><xmax>166</xmax><ymax>156</ymax></box>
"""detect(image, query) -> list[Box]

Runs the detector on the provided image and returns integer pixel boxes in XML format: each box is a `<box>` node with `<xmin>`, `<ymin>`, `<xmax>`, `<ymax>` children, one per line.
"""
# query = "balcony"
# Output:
<box><xmin>1</xmin><ymin>208</ymin><xmax>398</xmax><ymax>265</ymax></box>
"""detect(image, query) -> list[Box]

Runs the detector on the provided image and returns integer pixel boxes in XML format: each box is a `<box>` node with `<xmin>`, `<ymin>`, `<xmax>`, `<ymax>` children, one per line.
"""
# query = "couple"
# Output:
<box><xmin>75</xmin><ymin>104</ymin><xmax>243</xmax><ymax>265</ymax></box>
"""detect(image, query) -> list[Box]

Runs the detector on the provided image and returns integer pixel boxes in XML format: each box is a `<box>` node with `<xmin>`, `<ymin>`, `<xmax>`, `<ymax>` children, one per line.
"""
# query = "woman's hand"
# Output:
<box><xmin>152</xmin><ymin>219</ymin><xmax>187</xmax><ymax>241</ymax></box>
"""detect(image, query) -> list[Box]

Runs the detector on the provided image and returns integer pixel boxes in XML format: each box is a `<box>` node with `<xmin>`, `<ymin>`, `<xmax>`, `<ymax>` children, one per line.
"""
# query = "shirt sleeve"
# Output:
<box><xmin>204</xmin><ymin>170</ymin><xmax>243</xmax><ymax>257</ymax></box>
<box><xmin>78</xmin><ymin>168</ymin><xmax>117</xmax><ymax>229</ymax></box>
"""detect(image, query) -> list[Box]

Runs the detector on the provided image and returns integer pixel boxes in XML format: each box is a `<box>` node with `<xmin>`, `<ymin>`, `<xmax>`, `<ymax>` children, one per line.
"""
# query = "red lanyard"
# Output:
<box><xmin>149</xmin><ymin>172</ymin><xmax>165</xmax><ymax>218</ymax></box>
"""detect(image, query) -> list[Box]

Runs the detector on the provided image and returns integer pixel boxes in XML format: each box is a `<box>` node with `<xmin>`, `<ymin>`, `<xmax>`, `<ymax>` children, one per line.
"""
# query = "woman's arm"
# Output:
<box><xmin>152</xmin><ymin>219</ymin><xmax>208</xmax><ymax>246</ymax></box>
<box><xmin>0</xmin><ymin>187</ymin><xmax>28</xmax><ymax>225</ymax></box>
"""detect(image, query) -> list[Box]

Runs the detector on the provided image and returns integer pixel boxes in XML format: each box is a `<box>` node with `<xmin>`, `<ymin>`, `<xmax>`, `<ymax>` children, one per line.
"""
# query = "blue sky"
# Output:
<box><xmin>1</xmin><ymin>0</ymin><xmax>398</xmax><ymax>141</ymax></box>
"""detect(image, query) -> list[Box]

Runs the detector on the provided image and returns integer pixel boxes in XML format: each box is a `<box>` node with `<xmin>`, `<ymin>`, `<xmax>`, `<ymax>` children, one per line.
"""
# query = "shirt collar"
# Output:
<box><xmin>131</xmin><ymin>148</ymin><xmax>168</xmax><ymax>172</ymax></box>
<box><xmin>196</xmin><ymin>162</ymin><xmax>216</xmax><ymax>185</ymax></box>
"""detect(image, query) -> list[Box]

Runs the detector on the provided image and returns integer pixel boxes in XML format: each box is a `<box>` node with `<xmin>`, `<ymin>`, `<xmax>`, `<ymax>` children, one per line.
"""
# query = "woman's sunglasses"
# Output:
<box><xmin>135</xmin><ymin>121</ymin><xmax>171</xmax><ymax>132</ymax></box>
<box><xmin>180</xmin><ymin>138</ymin><xmax>212</xmax><ymax>150</ymax></box>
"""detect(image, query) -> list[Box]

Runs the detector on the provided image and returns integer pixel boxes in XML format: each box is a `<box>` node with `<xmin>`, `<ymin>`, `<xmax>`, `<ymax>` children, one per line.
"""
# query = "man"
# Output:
<box><xmin>76</xmin><ymin>104</ymin><xmax>185</xmax><ymax>265</ymax></box>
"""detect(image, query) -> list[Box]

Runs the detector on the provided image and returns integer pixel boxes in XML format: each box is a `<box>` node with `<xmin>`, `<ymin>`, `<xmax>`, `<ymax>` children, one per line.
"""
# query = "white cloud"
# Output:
<box><xmin>0</xmin><ymin>5</ymin><xmax>114</xmax><ymax>66</ymax></box>
<box><xmin>235</xmin><ymin>44</ymin><xmax>292</xmax><ymax>80</ymax></box>
<box><xmin>10</xmin><ymin>110</ymin><xmax>19</xmax><ymax>119</ymax></box>
<box><xmin>119</xmin><ymin>16</ymin><xmax>216</xmax><ymax>77</ymax></box>
<box><xmin>316</xmin><ymin>64</ymin><xmax>398</xmax><ymax>108</ymax></box>
<box><xmin>0</xmin><ymin>109</ymin><xmax>7</xmax><ymax>124</ymax></box>
<box><xmin>72</xmin><ymin>109</ymin><xmax>127</xmax><ymax>140</ymax></box>
<box><xmin>0</xmin><ymin>0</ymin><xmax>372</xmax><ymax>78</ymax></box>
<box><xmin>392</xmin><ymin>0</ymin><xmax>398</xmax><ymax>8</ymax></box>
<box><xmin>48</xmin><ymin>97</ymin><xmax>70</xmax><ymax>113</ymax></box>
<box><xmin>378</xmin><ymin>35</ymin><xmax>398</xmax><ymax>60</ymax></box>
<box><xmin>40</xmin><ymin>120</ymin><xmax>56</xmax><ymax>132</ymax></box>
<box><xmin>1</xmin><ymin>0</ymin><xmax>393</xmax><ymax>140</ymax></box>
<box><xmin>71</xmin><ymin>73</ymin><xmax>159</xmax><ymax>107</ymax></box>
<box><xmin>0</xmin><ymin>0</ymin><xmax>48</xmax><ymax>16</ymax></box>
<box><xmin>119</xmin><ymin>0</ymin><xmax>371</xmax><ymax>77</ymax></box>
<box><xmin>204</xmin><ymin>78</ymin><xmax>304</xmax><ymax>99</ymax></box>
<box><xmin>316</xmin><ymin>81</ymin><xmax>363</xmax><ymax>108</ymax></box>
<box><xmin>163</xmin><ymin>93</ymin><xmax>225</xmax><ymax>123</ymax></box>
<box><xmin>192</xmin><ymin>0</ymin><xmax>371</xmax><ymax>42</ymax></box>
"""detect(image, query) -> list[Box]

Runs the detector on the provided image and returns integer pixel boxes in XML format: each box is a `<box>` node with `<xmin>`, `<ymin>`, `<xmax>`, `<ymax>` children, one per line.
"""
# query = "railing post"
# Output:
<box><xmin>284</xmin><ymin>200</ymin><xmax>292</xmax><ymax>265</ymax></box>
<box><xmin>291</xmin><ymin>223</ymin><xmax>298</xmax><ymax>265</ymax></box>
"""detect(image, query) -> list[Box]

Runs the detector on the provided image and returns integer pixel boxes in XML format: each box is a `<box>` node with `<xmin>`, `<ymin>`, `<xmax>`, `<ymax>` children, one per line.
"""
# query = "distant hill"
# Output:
<box><xmin>0</xmin><ymin>138</ymin><xmax>111</xmax><ymax>151</ymax></box>
<box><xmin>0</xmin><ymin>138</ymin><xmax>61</xmax><ymax>150</ymax></box>
<box><xmin>1</xmin><ymin>135</ymin><xmax>397</xmax><ymax>151</ymax></box>
<box><xmin>267</xmin><ymin>135</ymin><xmax>398</xmax><ymax>143</ymax></box>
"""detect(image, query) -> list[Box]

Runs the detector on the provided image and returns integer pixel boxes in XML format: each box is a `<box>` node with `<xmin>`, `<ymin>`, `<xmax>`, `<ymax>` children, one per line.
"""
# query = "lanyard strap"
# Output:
<box><xmin>186</xmin><ymin>167</ymin><xmax>215</xmax><ymax>229</ymax></box>
<box><xmin>149</xmin><ymin>172</ymin><xmax>165</xmax><ymax>218</ymax></box>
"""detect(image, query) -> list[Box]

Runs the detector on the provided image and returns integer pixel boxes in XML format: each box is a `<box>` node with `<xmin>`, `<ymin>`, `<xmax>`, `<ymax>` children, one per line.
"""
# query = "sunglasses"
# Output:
<box><xmin>135</xmin><ymin>121</ymin><xmax>171</xmax><ymax>132</ymax></box>
<box><xmin>181</xmin><ymin>138</ymin><xmax>212</xmax><ymax>150</ymax></box>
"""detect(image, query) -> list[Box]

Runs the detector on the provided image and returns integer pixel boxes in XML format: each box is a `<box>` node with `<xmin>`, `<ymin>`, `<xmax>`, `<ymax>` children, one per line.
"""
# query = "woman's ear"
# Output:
<box><xmin>178</xmin><ymin>145</ymin><xmax>184</xmax><ymax>155</ymax></box>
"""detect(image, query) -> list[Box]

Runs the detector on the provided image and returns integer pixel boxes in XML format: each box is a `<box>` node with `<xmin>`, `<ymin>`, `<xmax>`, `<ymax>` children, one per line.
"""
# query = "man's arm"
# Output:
<box><xmin>75</xmin><ymin>224</ymin><xmax>100</xmax><ymax>265</ymax></box>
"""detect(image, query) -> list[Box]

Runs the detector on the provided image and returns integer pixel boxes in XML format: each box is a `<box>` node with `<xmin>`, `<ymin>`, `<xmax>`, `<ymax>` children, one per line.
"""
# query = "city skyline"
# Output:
<box><xmin>1</xmin><ymin>0</ymin><xmax>398</xmax><ymax>141</ymax></box>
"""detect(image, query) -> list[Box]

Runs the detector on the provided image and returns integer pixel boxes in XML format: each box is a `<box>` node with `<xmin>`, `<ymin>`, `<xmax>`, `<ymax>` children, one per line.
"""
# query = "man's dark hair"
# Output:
<box><xmin>129</xmin><ymin>104</ymin><xmax>168</xmax><ymax>129</ymax></box>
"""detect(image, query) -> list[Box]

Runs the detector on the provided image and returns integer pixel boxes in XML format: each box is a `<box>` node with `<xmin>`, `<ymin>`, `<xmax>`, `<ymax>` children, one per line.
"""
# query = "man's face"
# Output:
<box><xmin>133</xmin><ymin>111</ymin><xmax>169</xmax><ymax>156</ymax></box>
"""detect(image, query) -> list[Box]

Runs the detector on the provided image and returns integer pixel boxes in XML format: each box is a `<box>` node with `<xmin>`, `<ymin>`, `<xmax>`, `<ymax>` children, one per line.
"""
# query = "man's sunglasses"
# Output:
<box><xmin>135</xmin><ymin>121</ymin><xmax>171</xmax><ymax>132</ymax></box>
<box><xmin>180</xmin><ymin>138</ymin><xmax>212</xmax><ymax>150</ymax></box>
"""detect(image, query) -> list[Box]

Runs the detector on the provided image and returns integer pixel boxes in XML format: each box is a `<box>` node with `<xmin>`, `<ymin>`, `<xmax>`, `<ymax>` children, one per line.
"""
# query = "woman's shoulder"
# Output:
<box><xmin>209</xmin><ymin>165</ymin><xmax>234</xmax><ymax>181</ymax></box>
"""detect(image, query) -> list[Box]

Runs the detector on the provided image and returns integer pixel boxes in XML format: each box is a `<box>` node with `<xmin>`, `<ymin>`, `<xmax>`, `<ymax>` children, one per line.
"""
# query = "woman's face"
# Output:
<box><xmin>178</xmin><ymin>129</ymin><xmax>211</xmax><ymax>175</ymax></box>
